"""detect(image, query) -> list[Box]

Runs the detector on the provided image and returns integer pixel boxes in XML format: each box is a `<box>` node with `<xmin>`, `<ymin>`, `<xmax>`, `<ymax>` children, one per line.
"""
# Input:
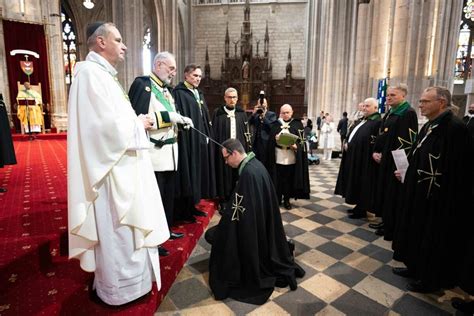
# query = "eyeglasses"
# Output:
<box><xmin>225</xmin><ymin>95</ymin><xmax>238</xmax><ymax>99</ymax></box>
<box><xmin>223</xmin><ymin>153</ymin><xmax>232</xmax><ymax>161</ymax></box>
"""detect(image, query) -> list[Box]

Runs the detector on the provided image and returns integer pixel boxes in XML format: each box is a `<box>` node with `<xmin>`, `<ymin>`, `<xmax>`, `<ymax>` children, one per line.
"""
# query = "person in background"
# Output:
<box><xmin>320</xmin><ymin>113</ymin><xmax>335</xmax><ymax>160</ymax></box>
<box><xmin>337</xmin><ymin>111</ymin><xmax>348</xmax><ymax>146</ymax></box>
<box><xmin>0</xmin><ymin>93</ymin><xmax>17</xmax><ymax>192</ymax></box>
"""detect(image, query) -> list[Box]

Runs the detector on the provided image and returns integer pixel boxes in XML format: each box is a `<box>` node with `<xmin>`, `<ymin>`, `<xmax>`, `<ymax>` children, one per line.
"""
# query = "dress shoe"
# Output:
<box><xmin>392</xmin><ymin>267</ymin><xmax>414</xmax><ymax>278</ymax></box>
<box><xmin>375</xmin><ymin>228</ymin><xmax>385</xmax><ymax>236</ymax></box>
<box><xmin>158</xmin><ymin>246</ymin><xmax>169</xmax><ymax>257</ymax></box>
<box><xmin>347</xmin><ymin>208</ymin><xmax>355</xmax><ymax>214</ymax></box>
<box><xmin>283</xmin><ymin>200</ymin><xmax>292</xmax><ymax>210</ymax></box>
<box><xmin>193</xmin><ymin>209</ymin><xmax>207</xmax><ymax>217</ymax></box>
<box><xmin>369</xmin><ymin>222</ymin><xmax>384</xmax><ymax>229</ymax></box>
<box><xmin>170</xmin><ymin>231</ymin><xmax>184</xmax><ymax>240</ymax></box>
<box><xmin>406</xmin><ymin>280</ymin><xmax>438</xmax><ymax>293</ymax></box>
<box><xmin>0</xmin><ymin>187</ymin><xmax>6</xmax><ymax>193</ymax></box>
<box><xmin>348</xmin><ymin>213</ymin><xmax>366</xmax><ymax>219</ymax></box>
<box><xmin>452</xmin><ymin>300</ymin><xmax>474</xmax><ymax>314</ymax></box>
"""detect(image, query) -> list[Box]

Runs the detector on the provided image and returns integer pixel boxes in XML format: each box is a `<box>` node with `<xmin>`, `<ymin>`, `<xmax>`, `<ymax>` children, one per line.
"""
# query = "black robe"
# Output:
<box><xmin>208</xmin><ymin>155</ymin><xmax>305</xmax><ymax>305</ymax></box>
<box><xmin>128</xmin><ymin>76</ymin><xmax>152</xmax><ymax>115</ymax></box>
<box><xmin>267</xmin><ymin>118</ymin><xmax>310</xmax><ymax>200</ymax></box>
<box><xmin>334</xmin><ymin>112</ymin><xmax>381</xmax><ymax>210</ymax></box>
<box><xmin>172</xmin><ymin>82</ymin><xmax>216</xmax><ymax>204</ymax></box>
<box><xmin>0</xmin><ymin>94</ymin><xmax>16</xmax><ymax>167</ymax></box>
<box><xmin>248</xmin><ymin>111</ymin><xmax>277</xmax><ymax>169</ymax></box>
<box><xmin>211</xmin><ymin>105</ymin><xmax>248</xmax><ymax>200</ymax></box>
<box><xmin>373</xmin><ymin>102</ymin><xmax>418</xmax><ymax>240</ymax></box>
<box><xmin>392</xmin><ymin>110</ymin><xmax>474</xmax><ymax>289</ymax></box>
<box><xmin>463</xmin><ymin>114</ymin><xmax>474</xmax><ymax>140</ymax></box>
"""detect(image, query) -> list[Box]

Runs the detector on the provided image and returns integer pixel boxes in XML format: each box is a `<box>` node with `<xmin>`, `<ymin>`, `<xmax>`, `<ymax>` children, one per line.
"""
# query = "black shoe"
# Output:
<box><xmin>375</xmin><ymin>228</ymin><xmax>385</xmax><ymax>236</ymax></box>
<box><xmin>193</xmin><ymin>209</ymin><xmax>207</xmax><ymax>217</ymax></box>
<box><xmin>0</xmin><ymin>187</ymin><xmax>6</xmax><ymax>193</ymax></box>
<box><xmin>283</xmin><ymin>200</ymin><xmax>292</xmax><ymax>210</ymax></box>
<box><xmin>347</xmin><ymin>208</ymin><xmax>355</xmax><ymax>214</ymax></box>
<box><xmin>349</xmin><ymin>213</ymin><xmax>366</xmax><ymax>219</ymax></box>
<box><xmin>369</xmin><ymin>222</ymin><xmax>384</xmax><ymax>229</ymax></box>
<box><xmin>170</xmin><ymin>231</ymin><xmax>184</xmax><ymax>240</ymax></box>
<box><xmin>406</xmin><ymin>280</ymin><xmax>438</xmax><ymax>293</ymax></box>
<box><xmin>392</xmin><ymin>267</ymin><xmax>414</xmax><ymax>278</ymax></box>
<box><xmin>158</xmin><ymin>246</ymin><xmax>169</xmax><ymax>257</ymax></box>
<box><xmin>452</xmin><ymin>300</ymin><xmax>474</xmax><ymax>314</ymax></box>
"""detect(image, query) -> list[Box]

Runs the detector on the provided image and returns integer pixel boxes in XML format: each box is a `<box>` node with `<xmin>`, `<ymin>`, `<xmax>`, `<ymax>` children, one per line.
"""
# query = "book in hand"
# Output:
<box><xmin>277</xmin><ymin>132</ymin><xmax>299</xmax><ymax>147</ymax></box>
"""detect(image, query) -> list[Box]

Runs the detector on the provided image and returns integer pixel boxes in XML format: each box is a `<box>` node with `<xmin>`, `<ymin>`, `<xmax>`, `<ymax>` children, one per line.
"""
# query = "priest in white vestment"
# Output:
<box><xmin>67</xmin><ymin>22</ymin><xmax>169</xmax><ymax>306</ymax></box>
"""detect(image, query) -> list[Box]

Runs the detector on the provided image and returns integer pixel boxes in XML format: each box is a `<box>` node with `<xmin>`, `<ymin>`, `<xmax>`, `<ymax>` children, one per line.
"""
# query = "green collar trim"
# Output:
<box><xmin>389</xmin><ymin>101</ymin><xmax>410</xmax><ymax>116</ymax></box>
<box><xmin>366</xmin><ymin>112</ymin><xmax>381</xmax><ymax>121</ymax></box>
<box><xmin>238</xmin><ymin>152</ymin><xmax>255</xmax><ymax>175</ymax></box>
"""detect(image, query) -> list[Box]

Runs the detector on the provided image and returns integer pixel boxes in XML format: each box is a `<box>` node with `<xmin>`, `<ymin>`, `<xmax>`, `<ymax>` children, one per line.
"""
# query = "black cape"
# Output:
<box><xmin>463</xmin><ymin>115</ymin><xmax>474</xmax><ymax>140</ymax></box>
<box><xmin>208</xmin><ymin>155</ymin><xmax>305</xmax><ymax>305</ymax></box>
<box><xmin>172</xmin><ymin>82</ymin><xmax>216</xmax><ymax>203</ymax></box>
<box><xmin>267</xmin><ymin>119</ymin><xmax>310</xmax><ymax>199</ymax></box>
<box><xmin>128</xmin><ymin>76</ymin><xmax>152</xmax><ymax>115</ymax></box>
<box><xmin>0</xmin><ymin>94</ymin><xmax>16</xmax><ymax>167</ymax></box>
<box><xmin>334</xmin><ymin>113</ymin><xmax>381</xmax><ymax>210</ymax></box>
<box><xmin>248</xmin><ymin>111</ymin><xmax>277</xmax><ymax>168</ymax></box>
<box><xmin>373</xmin><ymin>102</ymin><xmax>418</xmax><ymax>240</ymax></box>
<box><xmin>392</xmin><ymin>110</ymin><xmax>474</xmax><ymax>289</ymax></box>
<box><xmin>211</xmin><ymin>105</ymin><xmax>248</xmax><ymax>200</ymax></box>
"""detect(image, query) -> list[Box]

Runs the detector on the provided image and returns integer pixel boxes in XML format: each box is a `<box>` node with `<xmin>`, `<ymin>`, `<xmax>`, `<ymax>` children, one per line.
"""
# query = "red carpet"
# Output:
<box><xmin>0</xmin><ymin>137</ymin><xmax>216</xmax><ymax>315</ymax></box>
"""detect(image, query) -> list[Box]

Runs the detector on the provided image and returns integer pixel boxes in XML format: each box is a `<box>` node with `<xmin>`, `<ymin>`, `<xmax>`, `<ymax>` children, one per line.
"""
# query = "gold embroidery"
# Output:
<box><xmin>231</xmin><ymin>193</ymin><xmax>246</xmax><ymax>221</ymax></box>
<box><xmin>9</xmin><ymin>274</ymin><xmax>17</xmax><ymax>283</ymax></box>
<box><xmin>417</xmin><ymin>153</ymin><xmax>441</xmax><ymax>198</ymax></box>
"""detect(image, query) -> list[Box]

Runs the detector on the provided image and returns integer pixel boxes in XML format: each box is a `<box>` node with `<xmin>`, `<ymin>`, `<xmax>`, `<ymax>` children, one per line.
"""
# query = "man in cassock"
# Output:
<box><xmin>129</xmin><ymin>51</ymin><xmax>194</xmax><ymax>256</ymax></box>
<box><xmin>463</xmin><ymin>103</ymin><xmax>474</xmax><ymax>139</ymax></box>
<box><xmin>68</xmin><ymin>22</ymin><xmax>169</xmax><ymax>305</ymax></box>
<box><xmin>206</xmin><ymin>138</ymin><xmax>305</xmax><ymax>305</ymax></box>
<box><xmin>211</xmin><ymin>87</ymin><xmax>248</xmax><ymax>203</ymax></box>
<box><xmin>267</xmin><ymin>104</ymin><xmax>310</xmax><ymax>209</ymax></box>
<box><xmin>172</xmin><ymin>64</ymin><xmax>215</xmax><ymax>220</ymax></box>
<box><xmin>391</xmin><ymin>87</ymin><xmax>474</xmax><ymax>293</ymax></box>
<box><xmin>371</xmin><ymin>85</ymin><xmax>418</xmax><ymax>240</ymax></box>
<box><xmin>0</xmin><ymin>93</ymin><xmax>16</xmax><ymax>192</ymax></box>
<box><xmin>335</xmin><ymin>98</ymin><xmax>381</xmax><ymax>219</ymax></box>
<box><xmin>248</xmin><ymin>97</ymin><xmax>277</xmax><ymax>170</ymax></box>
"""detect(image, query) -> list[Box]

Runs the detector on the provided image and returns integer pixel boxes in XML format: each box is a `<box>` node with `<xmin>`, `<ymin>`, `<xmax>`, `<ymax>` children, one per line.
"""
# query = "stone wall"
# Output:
<box><xmin>192</xmin><ymin>1</ymin><xmax>307</xmax><ymax>80</ymax></box>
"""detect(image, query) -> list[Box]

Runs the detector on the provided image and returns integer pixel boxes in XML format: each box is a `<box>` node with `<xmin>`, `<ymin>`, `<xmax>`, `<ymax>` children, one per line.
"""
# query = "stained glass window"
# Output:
<box><xmin>455</xmin><ymin>0</ymin><xmax>474</xmax><ymax>83</ymax></box>
<box><xmin>61</xmin><ymin>11</ymin><xmax>77</xmax><ymax>87</ymax></box>
<box><xmin>142</xmin><ymin>27</ymin><xmax>152</xmax><ymax>75</ymax></box>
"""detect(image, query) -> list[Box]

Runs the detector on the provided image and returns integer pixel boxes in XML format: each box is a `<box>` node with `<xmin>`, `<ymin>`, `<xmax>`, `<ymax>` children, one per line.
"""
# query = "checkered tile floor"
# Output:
<box><xmin>156</xmin><ymin>158</ymin><xmax>469</xmax><ymax>315</ymax></box>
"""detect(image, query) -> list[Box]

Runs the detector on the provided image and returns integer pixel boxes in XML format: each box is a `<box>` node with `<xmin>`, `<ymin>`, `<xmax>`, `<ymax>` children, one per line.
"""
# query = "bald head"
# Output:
<box><xmin>280</xmin><ymin>104</ymin><xmax>293</xmax><ymax>121</ymax></box>
<box><xmin>363</xmin><ymin>98</ymin><xmax>379</xmax><ymax>116</ymax></box>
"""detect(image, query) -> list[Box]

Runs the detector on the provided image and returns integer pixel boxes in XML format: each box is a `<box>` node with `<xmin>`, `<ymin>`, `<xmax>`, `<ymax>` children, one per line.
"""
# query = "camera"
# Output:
<box><xmin>256</xmin><ymin>90</ymin><xmax>265</xmax><ymax>114</ymax></box>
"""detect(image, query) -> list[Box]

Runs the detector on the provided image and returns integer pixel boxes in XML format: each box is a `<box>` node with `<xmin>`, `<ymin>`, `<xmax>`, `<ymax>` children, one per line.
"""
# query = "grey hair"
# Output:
<box><xmin>87</xmin><ymin>22</ymin><xmax>115</xmax><ymax>49</ymax></box>
<box><xmin>153</xmin><ymin>51</ymin><xmax>175</xmax><ymax>66</ymax></box>
<box><xmin>225</xmin><ymin>87</ymin><xmax>238</xmax><ymax>95</ymax></box>
<box><xmin>389</xmin><ymin>83</ymin><xmax>408</xmax><ymax>96</ymax></box>
<box><xmin>425</xmin><ymin>86</ymin><xmax>452</xmax><ymax>107</ymax></box>
<box><xmin>364</xmin><ymin>97</ymin><xmax>378</xmax><ymax>109</ymax></box>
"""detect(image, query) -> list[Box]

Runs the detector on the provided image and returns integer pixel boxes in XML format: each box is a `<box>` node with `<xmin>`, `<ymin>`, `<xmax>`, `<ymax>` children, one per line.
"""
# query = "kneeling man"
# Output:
<box><xmin>206</xmin><ymin>138</ymin><xmax>305</xmax><ymax>305</ymax></box>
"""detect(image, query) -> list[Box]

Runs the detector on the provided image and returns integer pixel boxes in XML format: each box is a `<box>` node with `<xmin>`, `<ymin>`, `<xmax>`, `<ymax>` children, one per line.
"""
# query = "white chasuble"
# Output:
<box><xmin>67</xmin><ymin>52</ymin><xmax>169</xmax><ymax>305</ymax></box>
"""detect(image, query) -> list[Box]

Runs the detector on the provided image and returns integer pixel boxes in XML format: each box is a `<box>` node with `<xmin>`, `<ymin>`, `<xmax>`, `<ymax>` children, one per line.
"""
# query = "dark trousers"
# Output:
<box><xmin>155</xmin><ymin>171</ymin><xmax>176</xmax><ymax>229</ymax></box>
<box><xmin>276</xmin><ymin>164</ymin><xmax>295</xmax><ymax>202</ymax></box>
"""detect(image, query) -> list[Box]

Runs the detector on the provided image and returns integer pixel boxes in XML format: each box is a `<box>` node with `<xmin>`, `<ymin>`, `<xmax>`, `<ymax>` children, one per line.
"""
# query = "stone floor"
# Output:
<box><xmin>156</xmin><ymin>158</ymin><xmax>471</xmax><ymax>315</ymax></box>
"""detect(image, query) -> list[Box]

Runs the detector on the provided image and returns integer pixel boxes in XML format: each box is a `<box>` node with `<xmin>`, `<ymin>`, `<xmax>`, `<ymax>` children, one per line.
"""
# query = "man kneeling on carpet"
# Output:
<box><xmin>205</xmin><ymin>138</ymin><xmax>305</xmax><ymax>305</ymax></box>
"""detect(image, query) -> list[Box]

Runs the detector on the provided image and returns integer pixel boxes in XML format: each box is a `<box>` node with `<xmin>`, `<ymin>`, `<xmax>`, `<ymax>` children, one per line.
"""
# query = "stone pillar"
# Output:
<box><xmin>305</xmin><ymin>0</ymin><xmax>357</xmax><ymax>120</ymax></box>
<box><xmin>109</xmin><ymin>0</ymin><xmax>144</xmax><ymax>89</ymax></box>
<box><xmin>42</xmin><ymin>0</ymin><xmax>69</xmax><ymax>132</ymax></box>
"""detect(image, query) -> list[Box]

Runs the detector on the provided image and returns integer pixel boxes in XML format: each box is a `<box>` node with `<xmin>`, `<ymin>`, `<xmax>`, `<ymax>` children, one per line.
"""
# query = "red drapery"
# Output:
<box><xmin>3</xmin><ymin>20</ymin><xmax>51</xmax><ymax>132</ymax></box>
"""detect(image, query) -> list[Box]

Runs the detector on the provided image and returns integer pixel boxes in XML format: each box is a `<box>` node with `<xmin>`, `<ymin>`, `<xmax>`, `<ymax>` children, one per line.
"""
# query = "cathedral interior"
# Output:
<box><xmin>1</xmin><ymin>0</ymin><xmax>474</xmax><ymax>315</ymax></box>
<box><xmin>0</xmin><ymin>0</ymin><xmax>472</xmax><ymax>133</ymax></box>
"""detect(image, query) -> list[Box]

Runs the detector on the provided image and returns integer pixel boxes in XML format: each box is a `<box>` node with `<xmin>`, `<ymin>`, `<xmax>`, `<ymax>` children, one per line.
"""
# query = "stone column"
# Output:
<box><xmin>42</xmin><ymin>0</ymin><xmax>69</xmax><ymax>132</ymax></box>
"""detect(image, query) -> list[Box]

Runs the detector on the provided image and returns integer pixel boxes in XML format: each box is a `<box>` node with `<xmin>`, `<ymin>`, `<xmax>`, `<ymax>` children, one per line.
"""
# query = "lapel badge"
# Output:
<box><xmin>384</xmin><ymin>127</ymin><xmax>388</xmax><ymax>132</ymax></box>
<box><xmin>145</xmin><ymin>86</ymin><xmax>151</xmax><ymax>92</ymax></box>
